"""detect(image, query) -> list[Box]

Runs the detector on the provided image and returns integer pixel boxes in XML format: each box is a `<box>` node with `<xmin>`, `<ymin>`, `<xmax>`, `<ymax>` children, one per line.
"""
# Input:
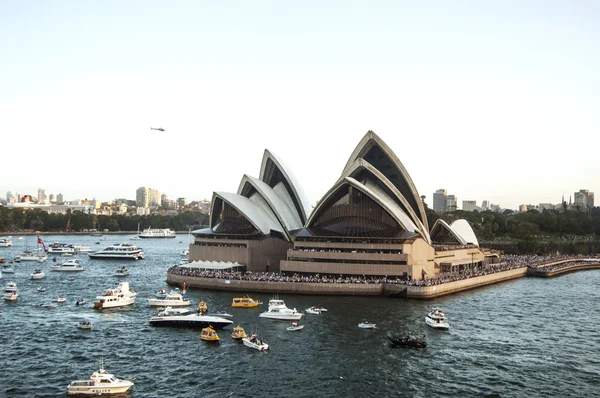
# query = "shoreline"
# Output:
<box><xmin>167</xmin><ymin>261</ymin><xmax>600</xmax><ymax>299</ymax></box>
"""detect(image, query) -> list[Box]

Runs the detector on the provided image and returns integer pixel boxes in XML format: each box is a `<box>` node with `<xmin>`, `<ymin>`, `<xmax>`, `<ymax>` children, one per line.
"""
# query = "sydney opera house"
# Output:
<box><xmin>189</xmin><ymin>131</ymin><xmax>486</xmax><ymax>281</ymax></box>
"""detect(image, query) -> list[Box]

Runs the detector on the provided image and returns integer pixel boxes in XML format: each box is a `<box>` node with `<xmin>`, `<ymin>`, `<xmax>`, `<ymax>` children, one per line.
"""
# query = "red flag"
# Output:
<box><xmin>37</xmin><ymin>235</ymin><xmax>48</xmax><ymax>254</ymax></box>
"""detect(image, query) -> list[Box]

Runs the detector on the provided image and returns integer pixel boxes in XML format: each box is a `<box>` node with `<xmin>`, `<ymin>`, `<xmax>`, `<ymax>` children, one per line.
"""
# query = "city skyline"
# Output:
<box><xmin>2</xmin><ymin>2</ymin><xmax>599</xmax><ymax>210</ymax></box>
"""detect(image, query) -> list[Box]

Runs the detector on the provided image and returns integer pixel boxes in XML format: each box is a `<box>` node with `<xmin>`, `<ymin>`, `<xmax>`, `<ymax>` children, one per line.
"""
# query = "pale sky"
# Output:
<box><xmin>2</xmin><ymin>1</ymin><xmax>599</xmax><ymax>210</ymax></box>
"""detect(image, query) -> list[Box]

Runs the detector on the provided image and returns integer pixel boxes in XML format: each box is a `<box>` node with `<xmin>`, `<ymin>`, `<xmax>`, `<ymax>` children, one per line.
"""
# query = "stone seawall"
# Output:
<box><xmin>167</xmin><ymin>273</ymin><xmax>383</xmax><ymax>296</ymax></box>
<box><xmin>406</xmin><ymin>267</ymin><xmax>528</xmax><ymax>299</ymax></box>
<box><xmin>527</xmin><ymin>263</ymin><xmax>600</xmax><ymax>277</ymax></box>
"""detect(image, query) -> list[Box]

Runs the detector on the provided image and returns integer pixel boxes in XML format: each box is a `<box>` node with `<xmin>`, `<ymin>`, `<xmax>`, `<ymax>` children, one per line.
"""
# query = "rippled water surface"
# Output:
<box><xmin>1</xmin><ymin>235</ymin><xmax>598</xmax><ymax>397</ymax></box>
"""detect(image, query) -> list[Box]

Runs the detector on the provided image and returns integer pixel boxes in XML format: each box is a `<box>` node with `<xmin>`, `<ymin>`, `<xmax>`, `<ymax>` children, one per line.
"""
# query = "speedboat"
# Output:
<box><xmin>305</xmin><ymin>306</ymin><xmax>322</xmax><ymax>315</ymax></box>
<box><xmin>231</xmin><ymin>325</ymin><xmax>247</xmax><ymax>339</ymax></box>
<box><xmin>78</xmin><ymin>320</ymin><xmax>93</xmax><ymax>330</ymax></box>
<box><xmin>30</xmin><ymin>269</ymin><xmax>46</xmax><ymax>280</ymax></box>
<box><xmin>242</xmin><ymin>334</ymin><xmax>269</xmax><ymax>351</ymax></box>
<box><xmin>1</xmin><ymin>264</ymin><xmax>15</xmax><ymax>273</ymax></box>
<box><xmin>287</xmin><ymin>322</ymin><xmax>304</xmax><ymax>331</ymax></box>
<box><xmin>51</xmin><ymin>259</ymin><xmax>84</xmax><ymax>272</ymax></box>
<box><xmin>88</xmin><ymin>243</ymin><xmax>144</xmax><ymax>260</ymax></box>
<box><xmin>38</xmin><ymin>286</ymin><xmax>47</xmax><ymax>292</ymax></box>
<box><xmin>200</xmin><ymin>326</ymin><xmax>220</xmax><ymax>342</ymax></box>
<box><xmin>387</xmin><ymin>333</ymin><xmax>427</xmax><ymax>348</ymax></box>
<box><xmin>148</xmin><ymin>306</ymin><xmax>233</xmax><ymax>329</ymax></box>
<box><xmin>75</xmin><ymin>298</ymin><xmax>87</xmax><ymax>306</ymax></box>
<box><xmin>93</xmin><ymin>282</ymin><xmax>137</xmax><ymax>309</ymax></box>
<box><xmin>147</xmin><ymin>290</ymin><xmax>191</xmax><ymax>307</ymax></box>
<box><xmin>155</xmin><ymin>288</ymin><xmax>168</xmax><ymax>298</ymax></box>
<box><xmin>231</xmin><ymin>296</ymin><xmax>261</xmax><ymax>308</ymax></box>
<box><xmin>41</xmin><ymin>302</ymin><xmax>57</xmax><ymax>309</ymax></box>
<box><xmin>57</xmin><ymin>296</ymin><xmax>67</xmax><ymax>303</ymax></box>
<box><xmin>0</xmin><ymin>237</ymin><xmax>12</xmax><ymax>247</ymax></box>
<box><xmin>66</xmin><ymin>359</ymin><xmax>134</xmax><ymax>395</ymax></box>
<box><xmin>113</xmin><ymin>266</ymin><xmax>129</xmax><ymax>277</ymax></box>
<box><xmin>426</xmin><ymin>308</ymin><xmax>450</xmax><ymax>330</ymax></box>
<box><xmin>259</xmin><ymin>298</ymin><xmax>303</xmax><ymax>321</ymax></box>
<box><xmin>358</xmin><ymin>319</ymin><xmax>376</xmax><ymax>329</ymax></box>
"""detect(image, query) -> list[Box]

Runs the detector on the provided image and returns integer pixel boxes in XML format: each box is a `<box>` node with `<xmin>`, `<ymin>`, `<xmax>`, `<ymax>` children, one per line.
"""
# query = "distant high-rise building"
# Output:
<box><xmin>462</xmin><ymin>200</ymin><xmax>477</xmax><ymax>211</ymax></box>
<box><xmin>574</xmin><ymin>189</ymin><xmax>594</xmax><ymax>209</ymax></box>
<box><xmin>481</xmin><ymin>200</ymin><xmax>490</xmax><ymax>210</ymax></box>
<box><xmin>539</xmin><ymin>203</ymin><xmax>555</xmax><ymax>212</ymax></box>
<box><xmin>6</xmin><ymin>191</ymin><xmax>13</xmax><ymax>202</ymax></box>
<box><xmin>136</xmin><ymin>187</ymin><xmax>161</xmax><ymax>208</ymax></box>
<box><xmin>37</xmin><ymin>188</ymin><xmax>46</xmax><ymax>204</ymax></box>
<box><xmin>177</xmin><ymin>197</ymin><xmax>188</xmax><ymax>208</ymax></box>
<box><xmin>161</xmin><ymin>193</ymin><xmax>168</xmax><ymax>206</ymax></box>
<box><xmin>433</xmin><ymin>189</ymin><xmax>447</xmax><ymax>213</ymax></box>
<box><xmin>57</xmin><ymin>193</ymin><xmax>64</xmax><ymax>204</ymax></box>
<box><xmin>519</xmin><ymin>204</ymin><xmax>528</xmax><ymax>212</ymax></box>
<box><xmin>49</xmin><ymin>194</ymin><xmax>55</xmax><ymax>203</ymax></box>
<box><xmin>446</xmin><ymin>195</ymin><xmax>457</xmax><ymax>212</ymax></box>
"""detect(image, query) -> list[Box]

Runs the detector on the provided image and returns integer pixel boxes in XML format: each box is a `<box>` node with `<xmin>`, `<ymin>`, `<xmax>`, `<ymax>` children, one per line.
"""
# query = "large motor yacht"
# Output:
<box><xmin>89</xmin><ymin>243</ymin><xmax>144</xmax><ymax>260</ymax></box>
<box><xmin>147</xmin><ymin>290</ymin><xmax>191</xmax><ymax>307</ymax></box>
<box><xmin>259</xmin><ymin>298</ymin><xmax>303</xmax><ymax>321</ymax></box>
<box><xmin>139</xmin><ymin>227</ymin><xmax>176</xmax><ymax>239</ymax></box>
<box><xmin>66</xmin><ymin>359</ymin><xmax>134</xmax><ymax>395</ymax></box>
<box><xmin>47</xmin><ymin>242</ymin><xmax>77</xmax><ymax>255</ymax></box>
<box><xmin>4</xmin><ymin>281</ymin><xmax>18</xmax><ymax>301</ymax></box>
<box><xmin>51</xmin><ymin>259</ymin><xmax>85</xmax><ymax>272</ymax></box>
<box><xmin>425</xmin><ymin>308</ymin><xmax>450</xmax><ymax>330</ymax></box>
<box><xmin>148</xmin><ymin>306</ymin><xmax>233</xmax><ymax>329</ymax></box>
<box><xmin>93</xmin><ymin>281</ymin><xmax>137</xmax><ymax>309</ymax></box>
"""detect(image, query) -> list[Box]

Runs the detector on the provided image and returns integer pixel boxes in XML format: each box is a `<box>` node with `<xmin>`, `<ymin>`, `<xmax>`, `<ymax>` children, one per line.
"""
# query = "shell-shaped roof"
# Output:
<box><xmin>450</xmin><ymin>219</ymin><xmax>479</xmax><ymax>246</ymax></box>
<box><xmin>430</xmin><ymin>219</ymin><xmax>466</xmax><ymax>245</ymax></box>
<box><xmin>210</xmin><ymin>192</ymin><xmax>284</xmax><ymax>236</ymax></box>
<box><xmin>259</xmin><ymin>149</ymin><xmax>311</xmax><ymax>225</ymax></box>
<box><xmin>238</xmin><ymin>174</ymin><xmax>303</xmax><ymax>238</ymax></box>
<box><xmin>340</xmin><ymin>158</ymin><xmax>431</xmax><ymax>243</ymax></box>
<box><xmin>342</xmin><ymin>131</ymin><xmax>429</xmax><ymax>232</ymax></box>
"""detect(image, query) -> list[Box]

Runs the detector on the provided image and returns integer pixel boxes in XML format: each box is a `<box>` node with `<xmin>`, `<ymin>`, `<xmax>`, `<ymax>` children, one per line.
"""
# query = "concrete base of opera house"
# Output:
<box><xmin>166</xmin><ymin>267</ymin><xmax>530</xmax><ymax>299</ymax></box>
<box><xmin>527</xmin><ymin>262</ymin><xmax>600</xmax><ymax>278</ymax></box>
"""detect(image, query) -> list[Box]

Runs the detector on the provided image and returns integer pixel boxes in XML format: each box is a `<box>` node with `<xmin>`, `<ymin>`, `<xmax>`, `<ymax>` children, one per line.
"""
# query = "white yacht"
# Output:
<box><xmin>17</xmin><ymin>250</ymin><xmax>47</xmax><ymax>262</ymax></box>
<box><xmin>305</xmin><ymin>306</ymin><xmax>322</xmax><ymax>315</ymax></box>
<box><xmin>139</xmin><ymin>227</ymin><xmax>176</xmax><ymax>239</ymax></box>
<box><xmin>147</xmin><ymin>290</ymin><xmax>191</xmax><ymax>307</ymax></box>
<box><xmin>0</xmin><ymin>237</ymin><xmax>12</xmax><ymax>247</ymax></box>
<box><xmin>67</xmin><ymin>359</ymin><xmax>134</xmax><ymax>395</ymax></box>
<box><xmin>51</xmin><ymin>259</ymin><xmax>84</xmax><ymax>272</ymax></box>
<box><xmin>425</xmin><ymin>308</ymin><xmax>450</xmax><ymax>330</ymax></box>
<box><xmin>259</xmin><ymin>298</ymin><xmax>303</xmax><ymax>321</ymax></box>
<box><xmin>89</xmin><ymin>243</ymin><xmax>144</xmax><ymax>260</ymax></box>
<box><xmin>242</xmin><ymin>334</ymin><xmax>270</xmax><ymax>351</ymax></box>
<box><xmin>47</xmin><ymin>242</ymin><xmax>77</xmax><ymax>255</ymax></box>
<box><xmin>1</xmin><ymin>264</ymin><xmax>15</xmax><ymax>273</ymax></box>
<box><xmin>30</xmin><ymin>269</ymin><xmax>46</xmax><ymax>280</ymax></box>
<box><xmin>113</xmin><ymin>266</ymin><xmax>129</xmax><ymax>277</ymax></box>
<box><xmin>148</xmin><ymin>306</ymin><xmax>233</xmax><ymax>329</ymax></box>
<box><xmin>93</xmin><ymin>281</ymin><xmax>137</xmax><ymax>309</ymax></box>
<box><xmin>4</xmin><ymin>281</ymin><xmax>18</xmax><ymax>301</ymax></box>
<box><xmin>74</xmin><ymin>245</ymin><xmax>93</xmax><ymax>253</ymax></box>
<box><xmin>358</xmin><ymin>319</ymin><xmax>377</xmax><ymax>329</ymax></box>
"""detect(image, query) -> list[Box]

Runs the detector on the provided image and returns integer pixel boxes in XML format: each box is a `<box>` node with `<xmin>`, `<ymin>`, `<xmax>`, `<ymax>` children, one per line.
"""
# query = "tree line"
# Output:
<box><xmin>0</xmin><ymin>207</ymin><xmax>210</xmax><ymax>233</ymax></box>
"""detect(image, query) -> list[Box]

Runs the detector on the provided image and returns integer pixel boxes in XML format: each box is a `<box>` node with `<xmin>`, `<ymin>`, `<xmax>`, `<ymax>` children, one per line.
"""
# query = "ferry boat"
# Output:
<box><xmin>425</xmin><ymin>308</ymin><xmax>450</xmax><ymax>330</ymax></box>
<box><xmin>139</xmin><ymin>227</ymin><xmax>176</xmax><ymax>239</ymax></box>
<box><xmin>231</xmin><ymin>325</ymin><xmax>247</xmax><ymax>339</ymax></box>
<box><xmin>259</xmin><ymin>298</ymin><xmax>303</xmax><ymax>321</ymax></box>
<box><xmin>200</xmin><ymin>326</ymin><xmax>220</xmax><ymax>341</ymax></box>
<box><xmin>93</xmin><ymin>281</ymin><xmax>137</xmax><ymax>309</ymax></box>
<box><xmin>231</xmin><ymin>296</ymin><xmax>262</xmax><ymax>308</ymax></box>
<box><xmin>51</xmin><ymin>259</ymin><xmax>84</xmax><ymax>272</ymax></box>
<box><xmin>66</xmin><ymin>359</ymin><xmax>134</xmax><ymax>395</ymax></box>
<box><xmin>89</xmin><ymin>243</ymin><xmax>144</xmax><ymax>260</ymax></box>
<box><xmin>0</xmin><ymin>237</ymin><xmax>12</xmax><ymax>247</ymax></box>
<box><xmin>242</xmin><ymin>334</ymin><xmax>269</xmax><ymax>351</ymax></box>
<box><xmin>148</xmin><ymin>306</ymin><xmax>233</xmax><ymax>329</ymax></box>
<box><xmin>147</xmin><ymin>290</ymin><xmax>191</xmax><ymax>307</ymax></box>
<box><xmin>47</xmin><ymin>242</ymin><xmax>76</xmax><ymax>254</ymax></box>
<box><xmin>30</xmin><ymin>269</ymin><xmax>46</xmax><ymax>280</ymax></box>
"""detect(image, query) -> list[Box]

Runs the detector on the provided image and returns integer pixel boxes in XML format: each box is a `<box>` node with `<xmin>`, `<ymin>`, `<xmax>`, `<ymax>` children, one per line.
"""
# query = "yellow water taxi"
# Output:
<box><xmin>231</xmin><ymin>296</ymin><xmax>261</xmax><ymax>308</ymax></box>
<box><xmin>231</xmin><ymin>325</ymin><xmax>247</xmax><ymax>339</ymax></box>
<box><xmin>200</xmin><ymin>326</ymin><xmax>220</xmax><ymax>341</ymax></box>
<box><xmin>198</xmin><ymin>300</ymin><xmax>208</xmax><ymax>314</ymax></box>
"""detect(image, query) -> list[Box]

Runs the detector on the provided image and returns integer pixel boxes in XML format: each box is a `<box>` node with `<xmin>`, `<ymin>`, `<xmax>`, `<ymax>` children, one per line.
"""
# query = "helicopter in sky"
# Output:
<box><xmin>151</xmin><ymin>127</ymin><xmax>165</xmax><ymax>131</ymax></box>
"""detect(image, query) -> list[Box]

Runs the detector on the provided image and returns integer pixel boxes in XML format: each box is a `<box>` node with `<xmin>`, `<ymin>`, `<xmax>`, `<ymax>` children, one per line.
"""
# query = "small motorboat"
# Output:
<box><xmin>37</xmin><ymin>286</ymin><xmax>47</xmax><ymax>292</ymax></box>
<box><xmin>41</xmin><ymin>302</ymin><xmax>57</xmax><ymax>309</ymax></box>
<box><xmin>66</xmin><ymin>359</ymin><xmax>133</xmax><ymax>395</ymax></box>
<box><xmin>30</xmin><ymin>269</ymin><xmax>46</xmax><ymax>280</ymax></box>
<box><xmin>114</xmin><ymin>266</ymin><xmax>129</xmax><ymax>277</ymax></box>
<box><xmin>305</xmin><ymin>306</ymin><xmax>322</xmax><ymax>315</ymax></box>
<box><xmin>358</xmin><ymin>319</ymin><xmax>376</xmax><ymax>329</ymax></box>
<box><xmin>231</xmin><ymin>325</ymin><xmax>247</xmax><ymax>339</ymax></box>
<box><xmin>387</xmin><ymin>333</ymin><xmax>427</xmax><ymax>348</ymax></box>
<box><xmin>78</xmin><ymin>320</ymin><xmax>93</xmax><ymax>330</ymax></box>
<box><xmin>1</xmin><ymin>265</ymin><xmax>15</xmax><ymax>273</ymax></box>
<box><xmin>155</xmin><ymin>288</ymin><xmax>168</xmax><ymax>298</ymax></box>
<box><xmin>425</xmin><ymin>308</ymin><xmax>450</xmax><ymax>330</ymax></box>
<box><xmin>57</xmin><ymin>296</ymin><xmax>67</xmax><ymax>303</ymax></box>
<box><xmin>200</xmin><ymin>326</ymin><xmax>220</xmax><ymax>341</ymax></box>
<box><xmin>242</xmin><ymin>334</ymin><xmax>269</xmax><ymax>351</ymax></box>
<box><xmin>75</xmin><ymin>298</ymin><xmax>87</xmax><ymax>306</ymax></box>
<box><xmin>287</xmin><ymin>322</ymin><xmax>304</xmax><ymax>331</ymax></box>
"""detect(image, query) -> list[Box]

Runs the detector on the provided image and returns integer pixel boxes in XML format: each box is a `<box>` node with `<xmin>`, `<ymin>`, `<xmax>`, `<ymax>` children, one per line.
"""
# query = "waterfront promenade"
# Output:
<box><xmin>166</xmin><ymin>254</ymin><xmax>600</xmax><ymax>299</ymax></box>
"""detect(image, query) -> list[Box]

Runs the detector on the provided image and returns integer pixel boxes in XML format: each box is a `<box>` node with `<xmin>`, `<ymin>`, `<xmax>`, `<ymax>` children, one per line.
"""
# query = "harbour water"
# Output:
<box><xmin>0</xmin><ymin>235</ymin><xmax>598</xmax><ymax>397</ymax></box>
